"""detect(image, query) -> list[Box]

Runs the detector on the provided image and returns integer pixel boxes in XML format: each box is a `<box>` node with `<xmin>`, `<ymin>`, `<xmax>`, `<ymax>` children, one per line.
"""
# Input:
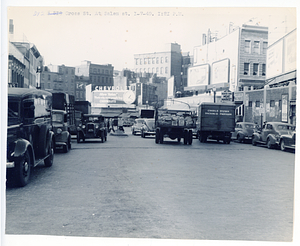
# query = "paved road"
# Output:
<box><xmin>6</xmin><ymin>127</ymin><xmax>295</xmax><ymax>242</ymax></box>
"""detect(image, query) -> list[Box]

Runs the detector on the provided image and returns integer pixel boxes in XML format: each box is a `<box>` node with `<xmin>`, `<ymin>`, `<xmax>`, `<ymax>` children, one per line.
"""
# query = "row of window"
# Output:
<box><xmin>135</xmin><ymin>67</ymin><xmax>169</xmax><ymax>74</ymax></box>
<box><xmin>248</xmin><ymin>100</ymin><xmax>281</xmax><ymax>108</ymax></box>
<box><xmin>91</xmin><ymin>68</ymin><xmax>113</xmax><ymax>74</ymax></box>
<box><xmin>59</xmin><ymin>68</ymin><xmax>75</xmax><ymax>75</ymax></box>
<box><xmin>135</xmin><ymin>56</ymin><xmax>169</xmax><ymax>65</ymax></box>
<box><xmin>90</xmin><ymin>76</ymin><xmax>113</xmax><ymax>84</ymax></box>
<box><xmin>244</xmin><ymin>40</ymin><xmax>268</xmax><ymax>55</ymax></box>
<box><xmin>244</xmin><ymin>63</ymin><xmax>266</xmax><ymax>76</ymax></box>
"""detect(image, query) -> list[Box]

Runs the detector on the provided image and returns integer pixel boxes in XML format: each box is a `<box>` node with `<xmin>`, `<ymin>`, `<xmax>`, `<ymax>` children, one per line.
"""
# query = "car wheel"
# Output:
<box><xmin>280</xmin><ymin>140</ymin><xmax>286</xmax><ymax>151</ymax></box>
<box><xmin>188</xmin><ymin>130</ymin><xmax>193</xmax><ymax>145</ymax></box>
<box><xmin>267</xmin><ymin>138</ymin><xmax>273</xmax><ymax>149</ymax></box>
<box><xmin>159</xmin><ymin>130</ymin><xmax>164</xmax><ymax>144</ymax></box>
<box><xmin>184</xmin><ymin>130</ymin><xmax>188</xmax><ymax>145</ymax></box>
<box><xmin>237</xmin><ymin>134</ymin><xmax>243</xmax><ymax>143</ymax></box>
<box><xmin>63</xmin><ymin>144</ymin><xmax>69</xmax><ymax>153</ymax></box>
<box><xmin>14</xmin><ymin>150</ymin><xmax>31</xmax><ymax>187</ymax></box>
<box><xmin>38</xmin><ymin>125</ymin><xmax>49</xmax><ymax>157</ymax></box>
<box><xmin>155</xmin><ymin>129</ymin><xmax>159</xmax><ymax>144</ymax></box>
<box><xmin>44</xmin><ymin>139</ymin><xmax>54</xmax><ymax>167</ymax></box>
<box><xmin>252</xmin><ymin>137</ymin><xmax>257</xmax><ymax>146</ymax></box>
<box><xmin>177</xmin><ymin>137</ymin><xmax>181</xmax><ymax>143</ymax></box>
<box><xmin>68</xmin><ymin>137</ymin><xmax>72</xmax><ymax>149</ymax></box>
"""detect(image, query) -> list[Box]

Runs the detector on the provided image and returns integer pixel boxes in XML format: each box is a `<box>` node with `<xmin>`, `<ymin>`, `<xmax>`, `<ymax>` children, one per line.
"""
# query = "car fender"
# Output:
<box><xmin>267</xmin><ymin>134</ymin><xmax>277</xmax><ymax>144</ymax></box>
<box><xmin>237</xmin><ymin>130</ymin><xmax>245</xmax><ymax>138</ymax></box>
<box><xmin>252</xmin><ymin>132</ymin><xmax>261</xmax><ymax>141</ymax></box>
<box><xmin>13</xmin><ymin>138</ymin><xmax>35</xmax><ymax>164</ymax></box>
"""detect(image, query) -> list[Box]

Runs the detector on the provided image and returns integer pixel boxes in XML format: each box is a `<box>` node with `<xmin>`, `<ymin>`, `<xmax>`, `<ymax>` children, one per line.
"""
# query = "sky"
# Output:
<box><xmin>6</xmin><ymin>5</ymin><xmax>297</xmax><ymax>71</ymax></box>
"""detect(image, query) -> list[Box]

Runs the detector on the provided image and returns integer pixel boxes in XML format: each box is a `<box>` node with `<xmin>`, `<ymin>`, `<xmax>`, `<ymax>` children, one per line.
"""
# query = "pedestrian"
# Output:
<box><xmin>107</xmin><ymin>119</ymin><xmax>110</xmax><ymax>133</ymax></box>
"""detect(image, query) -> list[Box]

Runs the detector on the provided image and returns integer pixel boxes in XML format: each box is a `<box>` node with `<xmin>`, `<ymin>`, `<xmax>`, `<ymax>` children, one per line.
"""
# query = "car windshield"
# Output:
<box><xmin>145</xmin><ymin>119</ymin><xmax>155</xmax><ymax>128</ymax></box>
<box><xmin>136</xmin><ymin>119</ymin><xmax>144</xmax><ymax>124</ymax></box>
<box><xmin>84</xmin><ymin>116</ymin><xmax>101</xmax><ymax>123</ymax></box>
<box><xmin>244</xmin><ymin>124</ymin><xmax>256</xmax><ymax>129</ymax></box>
<box><xmin>276</xmin><ymin>125</ymin><xmax>295</xmax><ymax>131</ymax></box>
<box><xmin>52</xmin><ymin>113</ymin><xmax>64</xmax><ymax>123</ymax></box>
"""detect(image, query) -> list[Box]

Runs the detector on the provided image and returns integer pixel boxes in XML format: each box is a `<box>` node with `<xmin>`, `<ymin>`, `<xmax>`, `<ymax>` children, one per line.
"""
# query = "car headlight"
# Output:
<box><xmin>275</xmin><ymin>134</ymin><xmax>280</xmax><ymax>141</ymax></box>
<box><xmin>57</xmin><ymin>128</ymin><xmax>62</xmax><ymax>134</ymax></box>
<box><xmin>82</xmin><ymin>125</ymin><xmax>86</xmax><ymax>129</ymax></box>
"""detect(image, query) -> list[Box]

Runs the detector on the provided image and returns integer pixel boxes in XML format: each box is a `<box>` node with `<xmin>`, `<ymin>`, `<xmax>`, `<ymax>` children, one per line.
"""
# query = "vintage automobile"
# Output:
<box><xmin>141</xmin><ymin>118</ymin><xmax>156</xmax><ymax>138</ymax></box>
<box><xmin>131</xmin><ymin>118</ymin><xmax>145</xmax><ymax>135</ymax></box>
<box><xmin>52</xmin><ymin>109</ymin><xmax>71</xmax><ymax>152</ymax></box>
<box><xmin>6</xmin><ymin>88</ymin><xmax>55</xmax><ymax>187</ymax></box>
<box><xmin>232</xmin><ymin>122</ymin><xmax>259</xmax><ymax>143</ymax></box>
<box><xmin>77</xmin><ymin>114</ymin><xmax>107</xmax><ymax>143</ymax></box>
<box><xmin>279</xmin><ymin>131</ymin><xmax>296</xmax><ymax>151</ymax></box>
<box><xmin>252</xmin><ymin>122</ymin><xmax>296</xmax><ymax>150</ymax></box>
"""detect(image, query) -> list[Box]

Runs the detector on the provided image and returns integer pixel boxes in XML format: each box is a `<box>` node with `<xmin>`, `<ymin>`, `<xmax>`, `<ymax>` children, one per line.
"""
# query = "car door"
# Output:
<box><xmin>261</xmin><ymin>123</ymin><xmax>273</xmax><ymax>142</ymax></box>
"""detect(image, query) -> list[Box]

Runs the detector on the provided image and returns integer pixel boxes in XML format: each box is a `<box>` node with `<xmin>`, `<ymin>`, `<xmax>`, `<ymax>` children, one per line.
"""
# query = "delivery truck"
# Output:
<box><xmin>197</xmin><ymin>102</ymin><xmax>236</xmax><ymax>144</ymax></box>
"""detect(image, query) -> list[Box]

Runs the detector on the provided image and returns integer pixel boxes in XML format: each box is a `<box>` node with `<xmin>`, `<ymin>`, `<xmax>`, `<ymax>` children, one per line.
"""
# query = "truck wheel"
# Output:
<box><xmin>68</xmin><ymin>137</ymin><xmax>72</xmax><ymax>149</ymax></box>
<box><xmin>159</xmin><ymin>131</ymin><xmax>164</xmax><ymax>144</ymax></box>
<box><xmin>184</xmin><ymin>131</ymin><xmax>188</xmax><ymax>145</ymax></box>
<box><xmin>44</xmin><ymin>139</ymin><xmax>54</xmax><ymax>167</ymax></box>
<box><xmin>14</xmin><ymin>150</ymin><xmax>31</xmax><ymax>187</ymax></box>
<box><xmin>177</xmin><ymin>138</ymin><xmax>181</xmax><ymax>143</ymax></box>
<box><xmin>188</xmin><ymin>131</ymin><xmax>193</xmax><ymax>145</ymax></box>
<box><xmin>155</xmin><ymin>129</ymin><xmax>159</xmax><ymax>144</ymax></box>
<box><xmin>63</xmin><ymin>144</ymin><xmax>69</xmax><ymax>153</ymax></box>
<box><xmin>77</xmin><ymin>132</ymin><xmax>81</xmax><ymax>143</ymax></box>
<box><xmin>101</xmin><ymin>131</ymin><xmax>104</xmax><ymax>143</ymax></box>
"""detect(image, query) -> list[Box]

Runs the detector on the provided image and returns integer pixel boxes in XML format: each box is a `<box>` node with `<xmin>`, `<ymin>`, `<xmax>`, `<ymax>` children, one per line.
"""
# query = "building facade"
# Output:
<box><xmin>75</xmin><ymin>60</ymin><xmax>114</xmax><ymax>91</ymax></box>
<box><xmin>134</xmin><ymin>43</ymin><xmax>183</xmax><ymax>92</ymax></box>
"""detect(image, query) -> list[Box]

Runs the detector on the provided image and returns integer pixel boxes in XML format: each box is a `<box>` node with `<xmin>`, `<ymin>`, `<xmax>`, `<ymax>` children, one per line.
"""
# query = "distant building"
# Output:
<box><xmin>40</xmin><ymin>65</ymin><xmax>76</xmax><ymax>96</ymax></box>
<box><xmin>188</xmin><ymin>24</ymin><xmax>268</xmax><ymax>94</ymax></box>
<box><xmin>75</xmin><ymin>75</ymin><xmax>89</xmax><ymax>101</ymax></box>
<box><xmin>134</xmin><ymin>43</ymin><xmax>183</xmax><ymax>93</ymax></box>
<box><xmin>75</xmin><ymin>60</ymin><xmax>114</xmax><ymax>90</ymax></box>
<box><xmin>8</xmin><ymin>41</ymin><xmax>43</xmax><ymax>88</ymax></box>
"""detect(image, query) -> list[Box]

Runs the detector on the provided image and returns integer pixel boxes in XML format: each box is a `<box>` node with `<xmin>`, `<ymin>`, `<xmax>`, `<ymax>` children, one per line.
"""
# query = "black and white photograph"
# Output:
<box><xmin>1</xmin><ymin>1</ymin><xmax>299</xmax><ymax>246</ymax></box>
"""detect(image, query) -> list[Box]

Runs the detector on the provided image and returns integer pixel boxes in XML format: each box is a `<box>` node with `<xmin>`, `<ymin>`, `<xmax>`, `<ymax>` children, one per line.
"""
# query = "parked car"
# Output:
<box><xmin>131</xmin><ymin>118</ymin><xmax>145</xmax><ymax>135</ymax></box>
<box><xmin>232</xmin><ymin>122</ymin><xmax>259</xmax><ymax>143</ymax></box>
<box><xmin>279</xmin><ymin>131</ymin><xmax>296</xmax><ymax>151</ymax></box>
<box><xmin>6</xmin><ymin>88</ymin><xmax>55</xmax><ymax>187</ymax></box>
<box><xmin>141</xmin><ymin>119</ymin><xmax>156</xmax><ymax>138</ymax></box>
<box><xmin>77</xmin><ymin>114</ymin><xmax>107</xmax><ymax>143</ymax></box>
<box><xmin>252</xmin><ymin>122</ymin><xmax>296</xmax><ymax>150</ymax></box>
<box><xmin>52</xmin><ymin>110</ymin><xmax>71</xmax><ymax>152</ymax></box>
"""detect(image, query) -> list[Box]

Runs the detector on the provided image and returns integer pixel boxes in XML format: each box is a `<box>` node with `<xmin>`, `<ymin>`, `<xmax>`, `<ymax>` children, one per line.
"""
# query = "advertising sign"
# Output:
<box><xmin>92</xmin><ymin>90</ymin><xmax>135</xmax><ymax>107</ymax></box>
<box><xmin>187</xmin><ymin>64</ymin><xmax>209</xmax><ymax>87</ymax></box>
<box><xmin>211</xmin><ymin>59</ymin><xmax>230</xmax><ymax>85</ymax></box>
<box><xmin>281</xmin><ymin>94</ymin><xmax>288</xmax><ymax>122</ymax></box>
<box><xmin>267</xmin><ymin>40</ymin><xmax>283</xmax><ymax>79</ymax></box>
<box><xmin>284</xmin><ymin>30</ymin><xmax>297</xmax><ymax>73</ymax></box>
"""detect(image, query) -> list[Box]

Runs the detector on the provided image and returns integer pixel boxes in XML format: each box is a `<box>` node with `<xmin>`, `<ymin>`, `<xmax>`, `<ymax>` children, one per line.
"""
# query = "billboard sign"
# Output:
<box><xmin>187</xmin><ymin>64</ymin><xmax>210</xmax><ymax>87</ymax></box>
<box><xmin>211</xmin><ymin>59</ymin><xmax>230</xmax><ymax>85</ymax></box>
<box><xmin>284</xmin><ymin>30</ymin><xmax>297</xmax><ymax>73</ymax></box>
<box><xmin>267</xmin><ymin>40</ymin><xmax>283</xmax><ymax>79</ymax></box>
<box><xmin>92</xmin><ymin>90</ymin><xmax>135</xmax><ymax>107</ymax></box>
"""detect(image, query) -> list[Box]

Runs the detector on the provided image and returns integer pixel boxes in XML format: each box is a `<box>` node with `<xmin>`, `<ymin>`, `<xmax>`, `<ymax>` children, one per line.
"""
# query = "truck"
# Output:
<box><xmin>74</xmin><ymin>100</ymin><xmax>91</xmax><ymax>132</ymax></box>
<box><xmin>155</xmin><ymin>108</ymin><xmax>196</xmax><ymax>145</ymax></box>
<box><xmin>196</xmin><ymin>102</ymin><xmax>236</xmax><ymax>144</ymax></box>
<box><xmin>51</xmin><ymin>92</ymin><xmax>76</xmax><ymax>135</ymax></box>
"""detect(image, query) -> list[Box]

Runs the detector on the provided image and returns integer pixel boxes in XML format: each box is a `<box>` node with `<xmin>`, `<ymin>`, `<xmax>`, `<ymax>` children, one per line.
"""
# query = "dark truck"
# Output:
<box><xmin>51</xmin><ymin>92</ymin><xmax>76</xmax><ymax>134</ymax></box>
<box><xmin>197</xmin><ymin>102</ymin><xmax>236</xmax><ymax>144</ymax></box>
<box><xmin>155</xmin><ymin>108</ymin><xmax>196</xmax><ymax>145</ymax></box>
<box><xmin>7</xmin><ymin>88</ymin><xmax>55</xmax><ymax>187</ymax></box>
<box><xmin>74</xmin><ymin>100</ymin><xmax>91</xmax><ymax>130</ymax></box>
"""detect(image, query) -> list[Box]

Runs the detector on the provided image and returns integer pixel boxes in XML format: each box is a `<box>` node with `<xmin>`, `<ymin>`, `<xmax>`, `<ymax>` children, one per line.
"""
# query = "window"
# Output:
<box><xmin>279</xmin><ymin>100</ymin><xmax>282</xmax><ymax>107</ymax></box>
<box><xmin>156</xmin><ymin>57</ymin><xmax>159</xmax><ymax>64</ymax></box>
<box><xmin>263</xmin><ymin>42</ymin><xmax>268</xmax><ymax>54</ymax></box>
<box><xmin>244</xmin><ymin>63</ymin><xmax>250</xmax><ymax>75</ymax></box>
<box><xmin>248</xmin><ymin>101</ymin><xmax>252</xmax><ymax>107</ymax></box>
<box><xmin>152</xmin><ymin>67</ymin><xmax>155</xmax><ymax>73</ymax></box>
<box><xmin>253</xmin><ymin>63</ymin><xmax>259</xmax><ymax>76</ymax></box>
<box><xmin>144</xmin><ymin>58</ymin><xmax>147</xmax><ymax>64</ymax></box>
<box><xmin>255</xmin><ymin>101</ymin><xmax>260</xmax><ymax>107</ymax></box>
<box><xmin>140</xmin><ymin>59</ymin><xmax>142</xmax><ymax>65</ymax></box>
<box><xmin>262</xmin><ymin>64</ymin><xmax>266</xmax><ymax>76</ymax></box>
<box><xmin>270</xmin><ymin>100</ymin><xmax>275</xmax><ymax>107</ymax></box>
<box><xmin>165</xmin><ymin>57</ymin><xmax>168</xmax><ymax>63</ymax></box>
<box><xmin>135</xmin><ymin>59</ymin><xmax>138</xmax><ymax>65</ymax></box>
<box><xmin>106</xmin><ymin>77</ymin><xmax>108</xmax><ymax>83</ymax></box>
<box><xmin>48</xmin><ymin>75</ymin><xmax>51</xmax><ymax>80</ymax></box>
<box><xmin>160</xmin><ymin>67</ymin><xmax>163</xmax><ymax>74</ymax></box>
<box><xmin>156</xmin><ymin>67</ymin><xmax>159</xmax><ymax>74</ymax></box>
<box><xmin>245</xmin><ymin>40</ymin><xmax>251</xmax><ymax>53</ymax></box>
<box><xmin>165</xmin><ymin>67</ymin><xmax>168</xmax><ymax>74</ymax></box>
<box><xmin>152</xmin><ymin>58</ymin><xmax>155</xmax><ymax>64</ymax></box>
<box><xmin>161</xmin><ymin>57</ymin><xmax>163</xmax><ymax>64</ymax></box>
<box><xmin>102</xmin><ymin>77</ymin><xmax>104</xmax><ymax>83</ymax></box>
<box><xmin>254</xmin><ymin>41</ymin><xmax>260</xmax><ymax>54</ymax></box>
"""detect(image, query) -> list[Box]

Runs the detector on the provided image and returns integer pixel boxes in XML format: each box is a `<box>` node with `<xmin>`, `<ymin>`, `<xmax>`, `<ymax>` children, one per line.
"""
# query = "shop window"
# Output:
<box><xmin>262</xmin><ymin>64</ymin><xmax>266</xmax><ymax>76</ymax></box>
<box><xmin>248</xmin><ymin>101</ymin><xmax>252</xmax><ymax>107</ymax></box>
<box><xmin>244</xmin><ymin>63</ymin><xmax>250</xmax><ymax>75</ymax></box>
<box><xmin>279</xmin><ymin>100</ymin><xmax>282</xmax><ymax>107</ymax></box>
<box><xmin>255</xmin><ymin>101</ymin><xmax>260</xmax><ymax>107</ymax></box>
<box><xmin>270</xmin><ymin>100</ymin><xmax>275</xmax><ymax>107</ymax></box>
<box><xmin>253</xmin><ymin>63</ymin><xmax>259</xmax><ymax>76</ymax></box>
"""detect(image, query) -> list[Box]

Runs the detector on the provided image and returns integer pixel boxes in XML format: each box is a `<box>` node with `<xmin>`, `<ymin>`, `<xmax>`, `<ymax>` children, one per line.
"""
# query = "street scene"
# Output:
<box><xmin>6</xmin><ymin>128</ymin><xmax>295</xmax><ymax>241</ymax></box>
<box><xmin>2</xmin><ymin>5</ymin><xmax>298</xmax><ymax>246</ymax></box>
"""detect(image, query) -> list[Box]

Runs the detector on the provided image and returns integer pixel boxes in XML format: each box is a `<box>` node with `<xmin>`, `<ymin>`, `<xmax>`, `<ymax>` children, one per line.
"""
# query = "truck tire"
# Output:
<box><xmin>188</xmin><ymin>130</ymin><xmax>193</xmax><ymax>145</ymax></box>
<box><xmin>13</xmin><ymin>150</ymin><xmax>31</xmax><ymax>187</ymax></box>
<box><xmin>68</xmin><ymin>137</ymin><xmax>72</xmax><ymax>149</ymax></box>
<box><xmin>38</xmin><ymin>125</ymin><xmax>49</xmax><ymax>157</ymax></box>
<box><xmin>184</xmin><ymin>130</ymin><xmax>188</xmax><ymax>145</ymax></box>
<box><xmin>177</xmin><ymin>138</ymin><xmax>181</xmax><ymax>143</ymax></box>
<box><xmin>44</xmin><ymin>138</ymin><xmax>54</xmax><ymax>167</ymax></box>
<box><xmin>159</xmin><ymin>131</ymin><xmax>164</xmax><ymax>144</ymax></box>
<box><xmin>77</xmin><ymin>132</ymin><xmax>81</xmax><ymax>143</ymax></box>
<box><xmin>63</xmin><ymin>143</ymin><xmax>69</xmax><ymax>153</ymax></box>
<box><xmin>155</xmin><ymin>129</ymin><xmax>160</xmax><ymax>144</ymax></box>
